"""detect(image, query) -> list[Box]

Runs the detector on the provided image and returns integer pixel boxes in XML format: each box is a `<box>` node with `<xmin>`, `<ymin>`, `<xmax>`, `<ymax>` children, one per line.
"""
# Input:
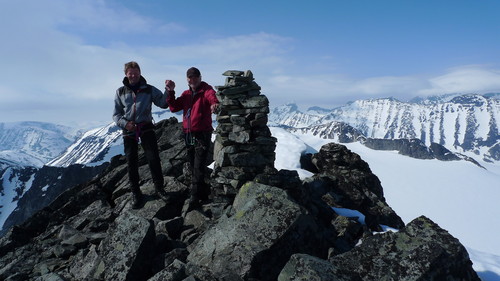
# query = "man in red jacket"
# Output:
<box><xmin>165</xmin><ymin>67</ymin><xmax>219</xmax><ymax>212</ymax></box>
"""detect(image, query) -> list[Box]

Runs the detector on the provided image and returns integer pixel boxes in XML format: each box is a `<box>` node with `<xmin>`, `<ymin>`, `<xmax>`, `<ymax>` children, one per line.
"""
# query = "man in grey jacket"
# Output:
<box><xmin>113</xmin><ymin>61</ymin><xmax>173</xmax><ymax>208</ymax></box>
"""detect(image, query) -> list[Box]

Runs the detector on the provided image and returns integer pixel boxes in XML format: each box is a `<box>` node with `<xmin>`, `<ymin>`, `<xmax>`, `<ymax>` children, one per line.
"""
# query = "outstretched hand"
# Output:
<box><xmin>165</xmin><ymin>79</ymin><xmax>176</xmax><ymax>91</ymax></box>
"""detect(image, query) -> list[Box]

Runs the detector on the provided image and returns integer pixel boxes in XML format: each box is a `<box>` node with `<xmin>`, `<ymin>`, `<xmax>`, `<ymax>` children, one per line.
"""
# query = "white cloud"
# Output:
<box><xmin>349</xmin><ymin>76</ymin><xmax>428</xmax><ymax>96</ymax></box>
<box><xmin>2</xmin><ymin>1</ymin><xmax>500</xmax><ymax>124</ymax></box>
<box><xmin>0</xmin><ymin>0</ymin><xmax>295</xmax><ymax>124</ymax></box>
<box><xmin>261</xmin><ymin>65</ymin><xmax>500</xmax><ymax>110</ymax></box>
<box><xmin>419</xmin><ymin>66</ymin><xmax>500</xmax><ymax>95</ymax></box>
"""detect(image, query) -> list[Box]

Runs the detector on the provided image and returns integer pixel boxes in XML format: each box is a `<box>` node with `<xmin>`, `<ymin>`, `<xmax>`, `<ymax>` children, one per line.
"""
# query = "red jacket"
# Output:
<box><xmin>167</xmin><ymin>81</ymin><xmax>219</xmax><ymax>133</ymax></box>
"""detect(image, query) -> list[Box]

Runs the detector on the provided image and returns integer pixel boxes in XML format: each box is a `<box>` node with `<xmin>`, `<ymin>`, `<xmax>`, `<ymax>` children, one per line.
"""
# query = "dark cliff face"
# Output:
<box><xmin>0</xmin><ymin>163</ymin><xmax>108</xmax><ymax>236</ymax></box>
<box><xmin>0</xmin><ymin>118</ymin><xmax>480</xmax><ymax>281</ymax></box>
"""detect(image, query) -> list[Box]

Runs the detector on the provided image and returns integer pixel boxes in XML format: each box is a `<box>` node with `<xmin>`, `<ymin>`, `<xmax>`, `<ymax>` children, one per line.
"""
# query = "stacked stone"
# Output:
<box><xmin>211</xmin><ymin>70</ymin><xmax>277</xmax><ymax>196</ymax></box>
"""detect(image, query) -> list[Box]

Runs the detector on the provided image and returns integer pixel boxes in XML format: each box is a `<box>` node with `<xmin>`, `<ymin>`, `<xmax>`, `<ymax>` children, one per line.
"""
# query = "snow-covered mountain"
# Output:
<box><xmin>0</xmin><ymin>162</ymin><xmax>37</xmax><ymax>229</ymax></box>
<box><xmin>46</xmin><ymin>110</ymin><xmax>182</xmax><ymax>167</ymax></box>
<box><xmin>0</xmin><ymin>121</ymin><xmax>80</xmax><ymax>167</ymax></box>
<box><xmin>268</xmin><ymin>103</ymin><xmax>327</xmax><ymax>128</ymax></box>
<box><xmin>0</xmin><ymin>162</ymin><xmax>107</xmax><ymax>236</ymax></box>
<box><xmin>46</xmin><ymin>122</ymin><xmax>123</xmax><ymax>167</ymax></box>
<box><xmin>269</xmin><ymin>93</ymin><xmax>500</xmax><ymax>163</ymax></box>
<box><xmin>40</xmin><ymin>94</ymin><xmax>500</xmax><ymax>171</ymax></box>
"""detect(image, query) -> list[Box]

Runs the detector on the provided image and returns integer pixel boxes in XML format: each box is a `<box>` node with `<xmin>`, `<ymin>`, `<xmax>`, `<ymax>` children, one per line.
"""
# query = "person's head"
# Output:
<box><xmin>124</xmin><ymin>61</ymin><xmax>141</xmax><ymax>85</ymax></box>
<box><xmin>186</xmin><ymin>67</ymin><xmax>202</xmax><ymax>90</ymax></box>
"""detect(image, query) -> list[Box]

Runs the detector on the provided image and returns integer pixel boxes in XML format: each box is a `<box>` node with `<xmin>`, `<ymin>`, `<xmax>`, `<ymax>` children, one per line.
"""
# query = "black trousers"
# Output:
<box><xmin>124</xmin><ymin>129</ymin><xmax>164</xmax><ymax>190</ymax></box>
<box><xmin>185</xmin><ymin>131</ymin><xmax>211</xmax><ymax>200</ymax></box>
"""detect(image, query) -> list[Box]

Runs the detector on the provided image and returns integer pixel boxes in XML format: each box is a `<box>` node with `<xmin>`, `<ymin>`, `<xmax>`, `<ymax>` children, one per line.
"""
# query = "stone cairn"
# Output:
<box><xmin>211</xmin><ymin>70</ymin><xmax>277</xmax><ymax>197</ymax></box>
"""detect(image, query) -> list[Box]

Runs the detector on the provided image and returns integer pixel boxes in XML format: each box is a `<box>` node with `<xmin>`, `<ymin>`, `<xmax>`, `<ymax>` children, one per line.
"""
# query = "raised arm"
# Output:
<box><xmin>165</xmin><ymin>79</ymin><xmax>184</xmax><ymax>113</ymax></box>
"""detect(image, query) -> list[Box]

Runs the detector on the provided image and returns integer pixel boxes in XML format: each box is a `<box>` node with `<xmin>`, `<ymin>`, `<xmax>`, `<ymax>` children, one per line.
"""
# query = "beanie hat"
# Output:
<box><xmin>186</xmin><ymin>67</ymin><xmax>201</xmax><ymax>78</ymax></box>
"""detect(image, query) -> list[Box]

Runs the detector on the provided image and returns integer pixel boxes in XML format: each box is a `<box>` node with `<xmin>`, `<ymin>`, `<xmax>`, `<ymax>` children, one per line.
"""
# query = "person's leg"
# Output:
<box><xmin>184</xmin><ymin>133</ymin><xmax>196</xmax><ymax>195</ymax></box>
<box><xmin>183</xmin><ymin>133</ymin><xmax>202</xmax><ymax>214</ymax></box>
<box><xmin>124</xmin><ymin>137</ymin><xmax>142</xmax><ymax>208</ymax></box>
<box><xmin>192</xmin><ymin>132</ymin><xmax>211</xmax><ymax>201</ymax></box>
<box><xmin>141</xmin><ymin>130</ymin><xmax>169</xmax><ymax>202</ymax></box>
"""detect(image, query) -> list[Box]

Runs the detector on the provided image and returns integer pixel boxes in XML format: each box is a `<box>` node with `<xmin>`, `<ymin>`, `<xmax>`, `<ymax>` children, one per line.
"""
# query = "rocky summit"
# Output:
<box><xmin>0</xmin><ymin>71</ymin><xmax>480</xmax><ymax>281</ymax></box>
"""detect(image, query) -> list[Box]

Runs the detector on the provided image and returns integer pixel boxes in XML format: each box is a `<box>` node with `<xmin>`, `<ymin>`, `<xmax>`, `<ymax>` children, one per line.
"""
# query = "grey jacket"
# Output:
<box><xmin>113</xmin><ymin>76</ymin><xmax>169</xmax><ymax>130</ymax></box>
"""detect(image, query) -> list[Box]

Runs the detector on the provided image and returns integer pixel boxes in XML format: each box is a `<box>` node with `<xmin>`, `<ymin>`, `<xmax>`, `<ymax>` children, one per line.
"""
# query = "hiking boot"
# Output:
<box><xmin>155</xmin><ymin>185</ymin><xmax>171</xmax><ymax>203</ymax></box>
<box><xmin>131</xmin><ymin>191</ymin><xmax>143</xmax><ymax>209</ymax></box>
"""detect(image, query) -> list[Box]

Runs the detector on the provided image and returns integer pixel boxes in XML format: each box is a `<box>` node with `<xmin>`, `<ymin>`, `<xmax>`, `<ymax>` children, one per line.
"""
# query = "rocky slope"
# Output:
<box><xmin>0</xmin><ymin>163</ymin><xmax>108</xmax><ymax>236</ymax></box>
<box><xmin>0</xmin><ymin>118</ymin><xmax>480</xmax><ymax>281</ymax></box>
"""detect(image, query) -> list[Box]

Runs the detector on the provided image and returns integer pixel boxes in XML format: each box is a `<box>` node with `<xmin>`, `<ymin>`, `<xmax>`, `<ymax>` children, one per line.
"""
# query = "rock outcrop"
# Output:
<box><xmin>1</xmin><ymin>163</ymin><xmax>108</xmax><ymax>236</ymax></box>
<box><xmin>279</xmin><ymin>216</ymin><xmax>478</xmax><ymax>281</ymax></box>
<box><xmin>0</xmin><ymin>71</ymin><xmax>480</xmax><ymax>281</ymax></box>
<box><xmin>304</xmin><ymin>142</ymin><xmax>405</xmax><ymax>232</ymax></box>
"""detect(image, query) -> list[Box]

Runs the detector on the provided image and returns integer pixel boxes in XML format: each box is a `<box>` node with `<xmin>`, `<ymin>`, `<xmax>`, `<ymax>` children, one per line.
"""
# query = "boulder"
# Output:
<box><xmin>187</xmin><ymin>182</ymin><xmax>331</xmax><ymax>281</ymax></box>
<box><xmin>278</xmin><ymin>253</ymin><xmax>360</xmax><ymax>281</ymax></box>
<box><xmin>98</xmin><ymin>212</ymin><xmax>155</xmax><ymax>281</ymax></box>
<box><xmin>309</xmin><ymin>143</ymin><xmax>404</xmax><ymax>230</ymax></box>
<box><xmin>327</xmin><ymin>216</ymin><xmax>480</xmax><ymax>281</ymax></box>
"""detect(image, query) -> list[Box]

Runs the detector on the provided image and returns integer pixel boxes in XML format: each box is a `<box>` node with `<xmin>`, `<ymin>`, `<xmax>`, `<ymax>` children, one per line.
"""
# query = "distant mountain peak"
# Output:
<box><xmin>269</xmin><ymin>93</ymin><xmax>500</xmax><ymax>163</ymax></box>
<box><xmin>0</xmin><ymin>121</ymin><xmax>80</xmax><ymax>167</ymax></box>
<box><xmin>306</xmin><ymin>106</ymin><xmax>331</xmax><ymax>114</ymax></box>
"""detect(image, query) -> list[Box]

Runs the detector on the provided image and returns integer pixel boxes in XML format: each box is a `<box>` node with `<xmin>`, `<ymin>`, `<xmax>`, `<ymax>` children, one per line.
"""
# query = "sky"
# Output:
<box><xmin>271</xmin><ymin>127</ymin><xmax>500</xmax><ymax>280</ymax></box>
<box><xmin>1</xmin><ymin>0</ymin><xmax>500</xmax><ymax>126</ymax></box>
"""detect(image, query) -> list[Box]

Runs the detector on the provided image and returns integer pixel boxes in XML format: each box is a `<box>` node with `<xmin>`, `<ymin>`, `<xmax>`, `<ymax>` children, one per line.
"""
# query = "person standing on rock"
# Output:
<box><xmin>165</xmin><ymin>67</ymin><xmax>219</xmax><ymax>212</ymax></box>
<box><xmin>113</xmin><ymin>61</ymin><xmax>174</xmax><ymax>209</ymax></box>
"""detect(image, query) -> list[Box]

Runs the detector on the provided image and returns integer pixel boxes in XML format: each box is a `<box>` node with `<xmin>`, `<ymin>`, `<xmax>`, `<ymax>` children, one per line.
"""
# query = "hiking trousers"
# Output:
<box><xmin>185</xmin><ymin>131</ymin><xmax>211</xmax><ymax>200</ymax></box>
<box><xmin>124</xmin><ymin>129</ymin><xmax>164</xmax><ymax>189</ymax></box>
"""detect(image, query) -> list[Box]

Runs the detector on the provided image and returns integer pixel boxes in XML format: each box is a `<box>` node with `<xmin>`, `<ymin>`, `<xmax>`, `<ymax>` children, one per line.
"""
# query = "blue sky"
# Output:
<box><xmin>1</xmin><ymin>0</ymin><xmax>500</xmax><ymax>126</ymax></box>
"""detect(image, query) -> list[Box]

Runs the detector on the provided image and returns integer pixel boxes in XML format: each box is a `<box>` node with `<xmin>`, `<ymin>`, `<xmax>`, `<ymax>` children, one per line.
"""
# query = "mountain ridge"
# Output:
<box><xmin>269</xmin><ymin>93</ymin><xmax>500</xmax><ymax>163</ymax></box>
<box><xmin>0</xmin><ymin>118</ymin><xmax>482</xmax><ymax>281</ymax></box>
<box><xmin>0</xmin><ymin>93</ymin><xmax>498</xmax><ymax>240</ymax></box>
<box><xmin>0</xmin><ymin>121</ymin><xmax>81</xmax><ymax>167</ymax></box>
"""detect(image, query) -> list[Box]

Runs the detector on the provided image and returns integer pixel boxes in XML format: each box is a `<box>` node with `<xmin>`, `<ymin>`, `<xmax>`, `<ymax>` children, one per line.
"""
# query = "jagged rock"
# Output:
<box><xmin>53</xmin><ymin>244</ymin><xmax>77</xmax><ymax>258</ymax></box>
<box><xmin>299</xmin><ymin>152</ymin><xmax>319</xmax><ymax>174</ymax></box>
<box><xmin>278</xmin><ymin>253</ymin><xmax>360</xmax><ymax>281</ymax></box>
<box><xmin>279</xmin><ymin>216</ymin><xmax>480</xmax><ymax>281</ymax></box>
<box><xmin>186</xmin><ymin>181</ymin><xmax>333</xmax><ymax>281</ymax></box>
<box><xmin>156</xmin><ymin>216</ymin><xmax>184</xmax><ymax>239</ymax></box>
<box><xmin>309</xmin><ymin>142</ymin><xmax>404</xmax><ymax>230</ymax></box>
<box><xmin>363</xmin><ymin>138</ymin><xmax>435</xmax><ymax>159</ymax></box>
<box><xmin>57</xmin><ymin>224</ymin><xmax>79</xmax><ymax>240</ymax></box>
<box><xmin>152</xmin><ymin>248</ymin><xmax>189</xmax><ymax>274</ymax></box>
<box><xmin>428</xmin><ymin>142</ymin><xmax>460</xmax><ymax>161</ymax></box>
<box><xmin>148</xmin><ymin>259</ymin><xmax>186</xmax><ymax>281</ymax></box>
<box><xmin>1</xmin><ymin>163</ymin><xmax>108</xmax><ymax>236</ymax></box>
<box><xmin>99</xmin><ymin>212</ymin><xmax>155</xmax><ymax>281</ymax></box>
<box><xmin>61</xmin><ymin>233</ymin><xmax>88</xmax><ymax>249</ymax></box>
<box><xmin>222</xmin><ymin>70</ymin><xmax>245</xmax><ymax>76</ymax></box>
<box><xmin>68</xmin><ymin>244</ymin><xmax>102</xmax><ymax>280</ymax></box>
<box><xmin>34</xmin><ymin>272</ymin><xmax>66</xmax><ymax>281</ymax></box>
<box><xmin>326</xmin><ymin>216</ymin><xmax>480</xmax><ymax>281</ymax></box>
